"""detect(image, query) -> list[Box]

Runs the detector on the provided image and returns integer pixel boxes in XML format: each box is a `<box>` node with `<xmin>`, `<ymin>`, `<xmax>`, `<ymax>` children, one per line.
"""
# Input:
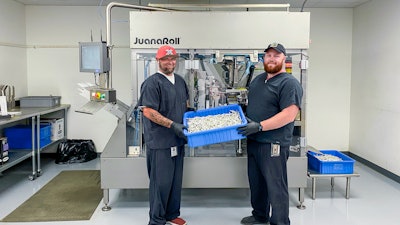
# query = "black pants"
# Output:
<box><xmin>146</xmin><ymin>146</ymin><xmax>184</xmax><ymax>225</ymax></box>
<box><xmin>246</xmin><ymin>140</ymin><xmax>290</xmax><ymax>225</ymax></box>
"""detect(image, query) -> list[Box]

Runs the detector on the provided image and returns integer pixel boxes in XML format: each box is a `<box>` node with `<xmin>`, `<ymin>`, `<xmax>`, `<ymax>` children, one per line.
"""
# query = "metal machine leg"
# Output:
<box><xmin>102</xmin><ymin>189</ymin><xmax>111</xmax><ymax>211</ymax></box>
<box><xmin>296</xmin><ymin>187</ymin><xmax>306</xmax><ymax>209</ymax></box>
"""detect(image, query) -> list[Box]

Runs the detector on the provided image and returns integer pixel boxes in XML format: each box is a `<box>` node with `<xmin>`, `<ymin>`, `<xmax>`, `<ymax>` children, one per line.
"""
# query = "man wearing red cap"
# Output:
<box><xmin>138</xmin><ymin>45</ymin><xmax>189</xmax><ymax>225</ymax></box>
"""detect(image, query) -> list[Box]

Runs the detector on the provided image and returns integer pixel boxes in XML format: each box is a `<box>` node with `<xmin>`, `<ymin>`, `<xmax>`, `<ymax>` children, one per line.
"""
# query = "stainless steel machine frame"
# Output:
<box><xmin>101</xmin><ymin>51</ymin><xmax>308</xmax><ymax>211</ymax></box>
<box><xmin>101</xmin><ymin>10</ymin><xmax>310</xmax><ymax>211</ymax></box>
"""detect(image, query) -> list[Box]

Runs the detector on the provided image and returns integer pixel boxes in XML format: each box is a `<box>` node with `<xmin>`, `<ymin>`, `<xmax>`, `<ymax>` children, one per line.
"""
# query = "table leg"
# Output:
<box><xmin>36</xmin><ymin>115</ymin><xmax>42</xmax><ymax>176</ymax></box>
<box><xmin>346</xmin><ymin>177</ymin><xmax>351</xmax><ymax>199</ymax></box>
<box><xmin>29</xmin><ymin>117</ymin><xmax>37</xmax><ymax>181</ymax></box>
<box><xmin>331</xmin><ymin>177</ymin><xmax>335</xmax><ymax>190</ymax></box>
<box><xmin>312</xmin><ymin>177</ymin><xmax>316</xmax><ymax>200</ymax></box>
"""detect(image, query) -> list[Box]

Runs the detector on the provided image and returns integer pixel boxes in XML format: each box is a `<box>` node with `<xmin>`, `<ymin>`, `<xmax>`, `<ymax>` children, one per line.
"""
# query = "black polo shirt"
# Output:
<box><xmin>246</xmin><ymin>72</ymin><xmax>303</xmax><ymax>146</ymax></box>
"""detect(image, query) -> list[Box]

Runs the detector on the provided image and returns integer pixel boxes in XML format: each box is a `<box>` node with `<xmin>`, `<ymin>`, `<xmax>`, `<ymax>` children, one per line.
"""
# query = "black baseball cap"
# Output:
<box><xmin>264</xmin><ymin>43</ymin><xmax>286</xmax><ymax>56</ymax></box>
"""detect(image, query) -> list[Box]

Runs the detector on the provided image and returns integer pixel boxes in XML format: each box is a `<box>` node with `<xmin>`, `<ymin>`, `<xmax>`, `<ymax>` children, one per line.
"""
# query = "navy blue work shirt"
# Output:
<box><xmin>138</xmin><ymin>72</ymin><xmax>189</xmax><ymax>149</ymax></box>
<box><xmin>246</xmin><ymin>72</ymin><xmax>303</xmax><ymax>146</ymax></box>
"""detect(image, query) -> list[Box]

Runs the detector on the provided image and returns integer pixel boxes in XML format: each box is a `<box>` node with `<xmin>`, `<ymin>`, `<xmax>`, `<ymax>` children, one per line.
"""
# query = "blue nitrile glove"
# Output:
<box><xmin>171</xmin><ymin>122</ymin><xmax>188</xmax><ymax>141</ymax></box>
<box><xmin>237</xmin><ymin>117</ymin><xmax>261</xmax><ymax>136</ymax></box>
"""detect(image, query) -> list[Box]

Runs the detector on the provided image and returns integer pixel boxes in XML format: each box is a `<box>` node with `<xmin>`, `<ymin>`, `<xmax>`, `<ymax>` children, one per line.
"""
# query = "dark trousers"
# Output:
<box><xmin>146</xmin><ymin>146</ymin><xmax>184</xmax><ymax>225</ymax></box>
<box><xmin>246</xmin><ymin>140</ymin><xmax>290</xmax><ymax>225</ymax></box>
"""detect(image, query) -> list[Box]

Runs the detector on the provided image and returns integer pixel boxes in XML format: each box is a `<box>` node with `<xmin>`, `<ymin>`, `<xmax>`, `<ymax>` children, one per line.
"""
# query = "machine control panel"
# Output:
<box><xmin>90</xmin><ymin>88</ymin><xmax>116</xmax><ymax>103</ymax></box>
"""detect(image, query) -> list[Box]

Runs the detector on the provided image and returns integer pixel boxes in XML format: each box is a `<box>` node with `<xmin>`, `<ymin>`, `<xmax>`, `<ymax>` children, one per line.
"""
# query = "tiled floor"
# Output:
<box><xmin>0</xmin><ymin>154</ymin><xmax>399</xmax><ymax>225</ymax></box>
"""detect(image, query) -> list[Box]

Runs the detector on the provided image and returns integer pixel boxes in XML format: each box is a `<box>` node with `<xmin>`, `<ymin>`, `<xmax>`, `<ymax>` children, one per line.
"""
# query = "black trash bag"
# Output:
<box><xmin>55</xmin><ymin>139</ymin><xmax>97</xmax><ymax>164</ymax></box>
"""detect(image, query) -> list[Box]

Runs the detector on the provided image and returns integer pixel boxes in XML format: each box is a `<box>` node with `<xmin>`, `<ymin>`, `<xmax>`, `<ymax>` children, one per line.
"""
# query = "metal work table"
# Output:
<box><xmin>0</xmin><ymin>104</ymin><xmax>70</xmax><ymax>180</ymax></box>
<box><xmin>307</xmin><ymin>171</ymin><xmax>360</xmax><ymax>199</ymax></box>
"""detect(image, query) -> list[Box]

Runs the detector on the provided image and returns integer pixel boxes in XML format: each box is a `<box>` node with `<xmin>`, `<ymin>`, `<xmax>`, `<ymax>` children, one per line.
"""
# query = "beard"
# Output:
<box><xmin>264</xmin><ymin>59</ymin><xmax>284</xmax><ymax>74</ymax></box>
<box><xmin>158</xmin><ymin>62</ymin><xmax>175</xmax><ymax>75</ymax></box>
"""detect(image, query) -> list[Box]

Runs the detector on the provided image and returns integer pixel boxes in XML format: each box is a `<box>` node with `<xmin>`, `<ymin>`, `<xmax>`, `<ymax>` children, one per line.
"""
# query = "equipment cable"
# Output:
<box><xmin>301</xmin><ymin>0</ymin><xmax>309</xmax><ymax>12</ymax></box>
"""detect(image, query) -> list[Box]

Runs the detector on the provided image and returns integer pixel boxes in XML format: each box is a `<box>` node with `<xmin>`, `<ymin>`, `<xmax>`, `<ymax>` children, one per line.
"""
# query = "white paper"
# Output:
<box><xmin>0</xmin><ymin>96</ymin><xmax>7</xmax><ymax>116</ymax></box>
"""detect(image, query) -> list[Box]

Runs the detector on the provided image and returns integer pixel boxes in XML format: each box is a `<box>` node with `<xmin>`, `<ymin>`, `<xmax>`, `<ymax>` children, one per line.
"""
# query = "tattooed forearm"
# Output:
<box><xmin>142</xmin><ymin>107</ymin><xmax>173</xmax><ymax>128</ymax></box>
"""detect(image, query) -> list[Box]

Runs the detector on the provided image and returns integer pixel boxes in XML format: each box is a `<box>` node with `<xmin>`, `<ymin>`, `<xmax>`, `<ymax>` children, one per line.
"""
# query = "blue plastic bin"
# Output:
<box><xmin>307</xmin><ymin>150</ymin><xmax>355</xmax><ymax>174</ymax></box>
<box><xmin>4</xmin><ymin>124</ymin><xmax>52</xmax><ymax>149</ymax></box>
<box><xmin>183</xmin><ymin>104</ymin><xmax>247</xmax><ymax>148</ymax></box>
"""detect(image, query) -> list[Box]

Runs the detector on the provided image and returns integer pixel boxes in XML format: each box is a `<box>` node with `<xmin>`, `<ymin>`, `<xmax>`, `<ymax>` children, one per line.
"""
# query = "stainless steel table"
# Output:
<box><xmin>0</xmin><ymin>104</ymin><xmax>70</xmax><ymax>180</ymax></box>
<box><xmin>307</xmin><ymin>171</ymin><xmax>360</xmax><ymax>199</ymax></box>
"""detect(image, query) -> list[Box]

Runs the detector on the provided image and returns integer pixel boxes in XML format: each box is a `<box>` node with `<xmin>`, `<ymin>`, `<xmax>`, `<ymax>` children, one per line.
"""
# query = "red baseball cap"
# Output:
<box><xmin>156</xmin><ymin>45</ymin><xmax>178</xmax><ymax>60</ymax></box>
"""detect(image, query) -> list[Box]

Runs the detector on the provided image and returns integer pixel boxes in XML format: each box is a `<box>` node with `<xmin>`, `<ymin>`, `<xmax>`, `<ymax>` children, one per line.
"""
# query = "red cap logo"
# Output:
<box><xmin>156</xmin><ymin>45</ymin><xmax>178</xmax><ymax>59</ymax></box>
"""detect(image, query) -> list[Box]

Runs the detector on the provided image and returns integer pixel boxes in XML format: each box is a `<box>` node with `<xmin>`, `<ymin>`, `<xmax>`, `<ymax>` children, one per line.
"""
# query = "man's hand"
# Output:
<box><xmin>237</xmin><ymin>117</ymin><xmax>261</xmax><ymax>136</ymax></box>
<box><xmin>171</xmin><ymin>122</ymin><xmax>188</xmax><ymax>141</ymax></box>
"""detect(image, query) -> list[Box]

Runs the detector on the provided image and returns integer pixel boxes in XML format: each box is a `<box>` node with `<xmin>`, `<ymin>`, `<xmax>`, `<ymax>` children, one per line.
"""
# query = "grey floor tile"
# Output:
<box><xmin>0</xmin><ymin>156</ymin><xmax>399</xmax><ymax>225</ymax></box>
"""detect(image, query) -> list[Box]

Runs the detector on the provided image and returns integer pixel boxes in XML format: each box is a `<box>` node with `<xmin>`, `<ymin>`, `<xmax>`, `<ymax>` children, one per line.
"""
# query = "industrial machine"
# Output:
<box><xmin>99</xmin><ymin>5</ymin><xmax>310</xmax><ymax>211</ymax></box>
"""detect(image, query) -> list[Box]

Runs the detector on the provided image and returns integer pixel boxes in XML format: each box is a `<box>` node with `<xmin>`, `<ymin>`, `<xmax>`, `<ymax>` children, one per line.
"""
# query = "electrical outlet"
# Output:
<box><xmin>128</xmin><ymin>146</ymin><xmax>141</xmax><ymax>157</ymax></box>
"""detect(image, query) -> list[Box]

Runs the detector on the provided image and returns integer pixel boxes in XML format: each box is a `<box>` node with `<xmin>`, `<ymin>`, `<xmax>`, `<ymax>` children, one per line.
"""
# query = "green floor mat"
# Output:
<box><xmin>1</xmin><ymin>170</ymin><xmax>102</xmax><ymax>222</ymax></box>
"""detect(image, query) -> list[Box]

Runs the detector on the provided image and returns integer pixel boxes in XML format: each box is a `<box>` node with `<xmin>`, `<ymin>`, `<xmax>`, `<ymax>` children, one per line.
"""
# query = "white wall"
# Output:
<box><xmin>2</xmin><ymin>3</ymin><xmax>354</xmax><ymax>158</ymax></box>
<box><xmin>306</xmin><ymin>8</ymin><xmax>353</xmax><ymax>151</ymax></box>
<box><xmin>0</xmin><ymin>0</ymin><xmax>27</xmax><ymax>98</ymax></box>
<box><xmin>24</xmin><ymin>6</ymin><xmax>133</xmax><ymax>152</ymax></box>
<box><xmin>351</xmin><ymin>0</ymin><xmax>400</xmax><ymax>176</ymax></box>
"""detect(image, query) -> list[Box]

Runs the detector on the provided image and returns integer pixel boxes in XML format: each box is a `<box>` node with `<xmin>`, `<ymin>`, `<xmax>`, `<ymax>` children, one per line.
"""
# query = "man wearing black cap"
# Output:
<box><xmin>238</xmin><ymin>43</ymin><xmax>303</xmax><ymax>225</ymax></box>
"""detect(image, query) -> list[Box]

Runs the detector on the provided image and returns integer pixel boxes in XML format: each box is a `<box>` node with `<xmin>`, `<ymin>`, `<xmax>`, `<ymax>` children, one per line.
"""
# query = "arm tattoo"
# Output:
<box><xmin>143</xmin><ymin>107</ymin><xmax>173</xmax><ymax>128</ymax></box>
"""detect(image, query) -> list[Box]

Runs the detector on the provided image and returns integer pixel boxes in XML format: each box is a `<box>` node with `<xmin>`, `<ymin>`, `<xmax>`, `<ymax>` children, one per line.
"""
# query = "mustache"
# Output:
<box><xmin>264</xmin><ymin>61</ymin><xmax>283</xmax><ymax>73</ymax></box>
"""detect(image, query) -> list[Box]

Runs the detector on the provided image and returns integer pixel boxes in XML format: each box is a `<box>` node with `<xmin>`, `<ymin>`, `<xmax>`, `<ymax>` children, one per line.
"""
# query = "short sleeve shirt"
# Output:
<box><xmin>138</xmin><ymin>73</ymin><xmax>189</xmax><ymax>149</ymax></box>
<box><xmin>246</xmin><ymin>72</ymin><xmax>303</xmax><ymax>146</ymax></box>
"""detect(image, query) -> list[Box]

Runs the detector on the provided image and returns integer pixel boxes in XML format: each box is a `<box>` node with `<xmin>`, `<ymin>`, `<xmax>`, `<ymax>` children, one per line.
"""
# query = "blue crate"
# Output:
<box><xmin>4</xmin><ymin>124</ymin><xmax>52</xmax><ymax>138</ymax></box>
<box><xmin>4</xmin><ymin>124</ymin><xmax>52</xmax><ymax>149</ymax></box>
<box><xmin>6</xmin><ymin>136</ymin><xmax>51</xmax><ymax>149</ymax></box>
<box><xmin>307</xmin><ymin>150</ymin><xmax>355</xmax><ymax>174</ymax></box>
<box><xmin>183</xmin><ymin>104</ymin><xmax>247</xmax><ymax>148</ymax></box>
